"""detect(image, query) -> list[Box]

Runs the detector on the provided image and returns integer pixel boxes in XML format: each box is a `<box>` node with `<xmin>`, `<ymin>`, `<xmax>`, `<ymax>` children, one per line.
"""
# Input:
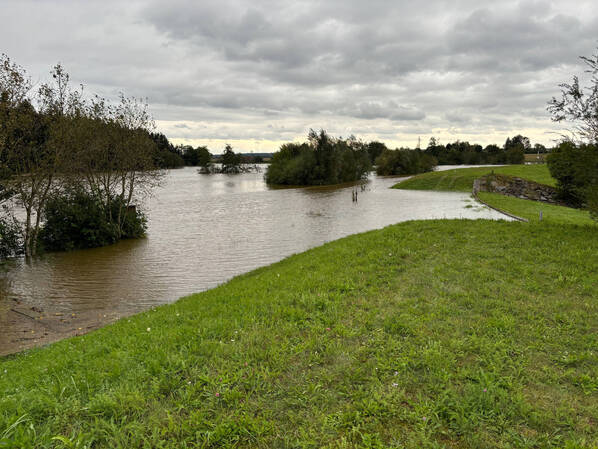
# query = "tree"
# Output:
<box><xmin>548</xmin><ymin>48</ymin><xmax>598</xmax><ymax>143</ymax></box>
<box><xmin>375</xmin><ymin>148</ymin><xmax>436</xmax><ymax>176</ymax></box>
<box><xmin>70</xmin><ymin>94</ymin><xmax>162</xmax><ymax>240</ymax></box>
<box><xmin>265</xmin><ymin>130</ymin><xmax>371</xmax><ymax>186</ymax></box>
<box><xmin>0</xmin><ymin>58</ymin><xmax>82</xmax><ymax>257</ymax></box>
<box><xmin>220</xmin><ymin>144</ymin><xmax>243</xmax><ymax>174</ymax></box>
<box><xmin>366</xmin><ymin>141</ymin><xmax>387</xmax><ymax>164</ymax></box>
<box><xmin>548</xmin><ymin>47</ymin><xmax>598</xmax><ymax>218</ymax></box>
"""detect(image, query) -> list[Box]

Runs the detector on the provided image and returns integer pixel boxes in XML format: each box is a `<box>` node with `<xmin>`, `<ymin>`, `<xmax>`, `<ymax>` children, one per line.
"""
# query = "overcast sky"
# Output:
<box><xmin>2</xmin><ymin>0</ymin><xmax>597</xmax><ymax>152</ymax></box>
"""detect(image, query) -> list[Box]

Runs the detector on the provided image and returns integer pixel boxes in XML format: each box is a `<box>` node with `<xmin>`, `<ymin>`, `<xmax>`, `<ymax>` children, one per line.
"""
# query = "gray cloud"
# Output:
<box><xmin>1</xmin><ymin>0</ymin><xmax>596</xmax><ymax>149</ymax></box>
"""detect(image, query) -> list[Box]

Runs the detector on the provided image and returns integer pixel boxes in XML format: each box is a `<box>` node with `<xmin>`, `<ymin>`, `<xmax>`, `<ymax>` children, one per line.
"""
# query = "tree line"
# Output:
<box><xmin>264</xmin><ymin>131</ymin><xmax>541</xmax><ymax>185</ymax></box>
<box><xmin>0</xmin><ymin>55</ymin><xmax>162</xmax><ymax>258</ymax></box>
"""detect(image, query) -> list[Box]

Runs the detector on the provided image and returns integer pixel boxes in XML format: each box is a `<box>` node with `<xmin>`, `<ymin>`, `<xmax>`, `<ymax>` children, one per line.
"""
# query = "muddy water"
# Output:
<box><xmin>0</xmin><ymin>167</ymin><xmax>509</xmax><ymax>355</ymax></box>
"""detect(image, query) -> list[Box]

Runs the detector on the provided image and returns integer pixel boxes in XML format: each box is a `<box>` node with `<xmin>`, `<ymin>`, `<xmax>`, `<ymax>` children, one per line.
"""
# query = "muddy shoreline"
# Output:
<box><xmin>0</xmin><ymin>304</ymin><xmax>121</xmax><ymax>357</ymax></box>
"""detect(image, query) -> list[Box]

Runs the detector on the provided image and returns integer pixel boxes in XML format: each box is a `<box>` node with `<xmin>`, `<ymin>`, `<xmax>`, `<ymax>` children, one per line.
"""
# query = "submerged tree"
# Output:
<box><xmin>0</xmin><ymin>54</ymin><xmax>164</xmax><ymax>257</ymax></box>
<box><xmin>0</xmin><ymin>57</ymin><xmax>84</xmax><ymax>256</ymax></box>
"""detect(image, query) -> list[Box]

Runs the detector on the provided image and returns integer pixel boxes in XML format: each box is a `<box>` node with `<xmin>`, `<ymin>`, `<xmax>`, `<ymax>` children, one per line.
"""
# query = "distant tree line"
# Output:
<box><xmin>0</xmin><ymin>54</ymin><xmax>162</xmax><ymax>258</ymax></box>
<box><xmin>424</xmin><ymin>135</ymin><xmax>530</xmax><ymax>165</ymax></box>
<box><xmin>149</xmin><ymin>136</ymin><xmax>266</xmax><ymax>173</ymax></box>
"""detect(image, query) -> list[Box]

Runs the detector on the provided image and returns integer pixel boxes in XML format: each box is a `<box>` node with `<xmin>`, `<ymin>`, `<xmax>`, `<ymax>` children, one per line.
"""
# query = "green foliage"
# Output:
<box><xmin>220</xmin><ymin>144</ymin><xmax>244</xmax><ymax>174</ymax></box>
<box><xmin>478</xmin><ymin>192</ymin><xmax>596</xmax><ymax>226</ymax></box>
<box><xmin>181</xmin><ymin>145</ymin><xmax>212</xmax><ymax>168</ymax></box>
<box><xmin>150</xmin><ymin>132</ymin><xmax>184</xmax><ymax>168</ymax></box>
<box><xmin>375</xmin><ymin>148</ymin><xmax>437</xmax><ymax>176</ymax></box>
<box><xmin>425</xmin><ymin>136</ymin><xmax>526</xmax><ymax>165</ymax></box>
<box><xmin>1</xmin><ymin>219</ymin><xmax>597</xmax><ymax>447</ymax></box>
<box><xmin>40</xmin><ymin>189</ymin><xmax>147</xmax><ymax>252</ymax></box>
<box><xmin>0</xmin><ymin>207</ymin><xmax>22</xmax><ymax>258</ymax></box>
<box><xmin>366</xmin><ymin>141</ymin><xmax>388</xmax><ymax>164</ymax></box>
<box><xmin>547</xmin><ymin>142</ymin><xmax>598</xmax><ymax>211</ymax></box>
<box><xmin>266</xmin><ymin>130</ymin><xmax>371</xmax><ymax>185</ymax></box>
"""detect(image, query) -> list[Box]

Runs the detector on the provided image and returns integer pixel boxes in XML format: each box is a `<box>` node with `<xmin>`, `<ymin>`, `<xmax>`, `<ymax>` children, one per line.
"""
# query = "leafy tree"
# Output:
<box><xmin>150</xmin><ymin>132</ymin><xmax>184</xmax><ymax>168</ymax></box>
<box><xmin>182</xmin><ymin>145</ymin><xmax>211</xmax><ymax>168</ymax></box>
<box><xmin>375</xmin><ymin>148</ymin><xmax>437</xmax><ymax>176</ymax></box>
<box><xmin>266</xmin><ymin>130</ymin><xmax>371</xmax><ymax>186</ymax></box>
<box><xmin>366</xmin><ymin>141</ymin><xmax>388</xmax><ymax>164</ymax></box>
<box><xmin>220</xmin><ymin>144</ymin><xmax>244</xmax><ymax>174</ymax></box>
<box><xmin>0</xmin><ymin>58</ymin><xmax>83</xmax><ymax>257</ymax></box>
<box><xmin>547</xmin><ymin>141</ymin><xmax>598</xmax><ymax>207</ymax></box>
<box><xmin>548</xmin><ymin>48</ymin><xmax>598</xmax><ymax>143</ymax></box>
<box><xmin>548</xmin><ymin>47</ymin><xmax>598</xmax><ymax>218</ymax></box>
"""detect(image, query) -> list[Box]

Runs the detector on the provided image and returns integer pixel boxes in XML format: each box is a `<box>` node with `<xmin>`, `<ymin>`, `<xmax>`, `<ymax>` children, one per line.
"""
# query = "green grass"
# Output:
<box><xmin>478</xmin><ymin>192</ymin><xmax>596</xmax><ymax>226</ymax></box>
<box><xmin>1</xmin><ymin>219</ymin><xmax>597</xmax><ymax>448</ymax></box>
<box><xmin>394</xmin><ymin>165</ymin><xmax>555</xmax><ymax>192</ymax></box>
<box><xmin>395</xmin><ymin>164</ymin><xmax>594</xmax><ymax>227</ymax></box>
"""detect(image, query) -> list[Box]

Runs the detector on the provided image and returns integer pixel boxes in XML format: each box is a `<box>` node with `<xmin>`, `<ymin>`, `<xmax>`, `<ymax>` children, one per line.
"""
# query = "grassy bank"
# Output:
<box><xmin>477</xmin><ymin>192</ymin><xmax>595</xmax><ymax>226</ymax></box>
<box><xmin>394</xmin><ymin>165</ymin><xmax>554</xmax><ymax>192</ymax></box>
<box><xmin>1</xmin><ymin>219</ymin><xmax>597</xmax><ymax>448</ymax></box>
<box><xmin>393</xmin><ymin>164</ymin><xmax>596</xmax><ymax>226</ymax></box>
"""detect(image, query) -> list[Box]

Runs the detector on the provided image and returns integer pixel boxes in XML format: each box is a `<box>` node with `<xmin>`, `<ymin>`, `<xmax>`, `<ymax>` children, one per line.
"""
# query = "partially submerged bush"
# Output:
<box><xmin>40</xmin><ymin>189</ymin><xmax>147</xmax><ymax>251</ymax></box>
<box><xmin>266</xmin><ymin>130</ymin><xmax>371</xmax><ymax>186</ymax></box>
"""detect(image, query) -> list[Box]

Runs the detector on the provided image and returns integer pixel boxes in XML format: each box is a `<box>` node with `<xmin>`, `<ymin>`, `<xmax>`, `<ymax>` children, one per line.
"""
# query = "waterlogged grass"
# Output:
<box><xmin>1</xmin><ymin>220</ymin><xmax>597</xmax><ymax>448</ymax></box>
<box><xmin>478</xmin><ymin>192</ymin><xmax>596</xmax><ymax>226</ymax></box>
<box><xmin>394</xmin><ymin>165</ymin><xmax>554</xmax><ymax>192</ymax></box>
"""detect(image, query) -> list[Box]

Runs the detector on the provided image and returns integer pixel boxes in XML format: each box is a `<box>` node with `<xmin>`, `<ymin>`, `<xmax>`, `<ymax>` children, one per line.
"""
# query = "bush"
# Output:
<box><xmin>40</xmin><ymin>189</ymin><xmax>147</xmax><ymax>251</ymax></box>
<box><xmin>265</xmin><ymin>130</ymin><xmax>371</xmax><ymax>186</ymax></box>
<box><xmin>375</xmin><ymin>148</ymin><xmax>437</xmax><ymax>176</ymax></box>
<box><xmin>0</xmin><ymin>208</ymin><xmax>22</xmax><ymax>259</ymax></box>
<box><xmin>547</xmin><ymin>142</ymin><xmax>598</xmax><ymax>209</ymax></box>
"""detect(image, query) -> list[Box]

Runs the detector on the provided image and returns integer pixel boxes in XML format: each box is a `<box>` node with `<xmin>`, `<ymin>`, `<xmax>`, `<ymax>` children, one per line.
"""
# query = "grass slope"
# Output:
<box><xmin>477</xmin><ymin>192</ymin><xmax>596</xmax><ymax>226</ymax></box>
<box><xmin>394</xmin><ymin>165</ymin><xmax>554</xmax><ymax>192</ymax></box>
<box><xmin>1</xmin><ymin>220</ymin><xmax>597</xmax><ymax>448</ymax></box>
<box><xmin>394</xmin><ymin>164</ymin><xmax>595</xmax><ymax>227</ymax></box>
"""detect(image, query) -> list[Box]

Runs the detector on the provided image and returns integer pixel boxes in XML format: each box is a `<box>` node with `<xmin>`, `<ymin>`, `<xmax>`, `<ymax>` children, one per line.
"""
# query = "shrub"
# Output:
<box><xmin>265</xmin><ymin>130</ymin><xmax>371</xmax><ymax>186</ymax></box>
<box><xmin>40</xmin><ymin>189</ymin><xmax>147</xmax><ymax>251</ymax></box>
<box><xmin>0</xmin><ymin>207</ymin><xmax>22</xmax><ymax>259</ymax></box>
<box><xmin>547</xmin><ymin>142</ymin><xmax>598</xmax><ymax>209</ymax></box>
<box><xmin>375</xmin><ymin>148</ymin><xmax>437</xmax><ymax>176</ymax></box>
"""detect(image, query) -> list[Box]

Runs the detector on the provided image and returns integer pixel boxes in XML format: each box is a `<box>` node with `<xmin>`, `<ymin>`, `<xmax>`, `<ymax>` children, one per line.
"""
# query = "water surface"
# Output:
<box><xmin>0</xmin><ymin>167</ymin><xmax>509</xmax><ymax>354</ymax></box>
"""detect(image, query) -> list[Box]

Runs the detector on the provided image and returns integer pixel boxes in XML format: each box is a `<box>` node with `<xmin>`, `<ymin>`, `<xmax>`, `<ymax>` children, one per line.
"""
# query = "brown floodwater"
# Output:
<box><xmin>0</xmin><ymin>167</ymin><xmax>510</xmax><ymax>355</ymax></box>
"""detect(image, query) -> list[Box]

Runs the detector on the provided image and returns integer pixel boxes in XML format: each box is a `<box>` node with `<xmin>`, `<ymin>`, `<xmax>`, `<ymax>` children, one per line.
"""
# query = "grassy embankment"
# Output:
<box><xmin>395</xmin><ymin>164</ymin><xmax>594</xmax><ymax>225</ymax></box>
<box><xmin>1</xmin><ymin>165</ymin><xmax>597</xmax><ymax>448</ymax></box>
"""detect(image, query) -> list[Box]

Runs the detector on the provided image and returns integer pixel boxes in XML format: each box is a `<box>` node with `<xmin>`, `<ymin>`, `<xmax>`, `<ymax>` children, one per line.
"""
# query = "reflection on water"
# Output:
<box><xmin>0</xmin><ymin>167</ymin><xmax>509</xmax><ymax>351</ymax></box>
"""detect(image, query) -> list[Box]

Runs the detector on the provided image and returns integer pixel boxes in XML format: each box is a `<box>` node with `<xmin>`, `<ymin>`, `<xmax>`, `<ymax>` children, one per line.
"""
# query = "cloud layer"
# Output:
<box><xmin>2</xmin><ymin>0</ymin><xmax>597</xmax><ymax>150</ymax></box>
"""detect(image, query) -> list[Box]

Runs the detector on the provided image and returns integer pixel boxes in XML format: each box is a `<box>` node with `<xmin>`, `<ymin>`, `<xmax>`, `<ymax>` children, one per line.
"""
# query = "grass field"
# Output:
<box><xmin>2</xmin><ymin>163</ymin><xmax>597</xmax><ymax>448</ymax></box>
<box><xmin>477</xmin><ymin>192</ymin><xmax>596</xmax><ymax>226</ymax></box>
<box><xmin>1</xmin><ymin>219</ymin><xmax>597</xmax><ymax>448</ymax></box>
<box><xmin>394</xmin><ymin>165</ymin><xmax>555</xmax><ymax>192</ymax></box>
<box><xmin>393</xmin><ymin>164</ymin><xmax>592</xmax><ymax>226</ymax></box>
